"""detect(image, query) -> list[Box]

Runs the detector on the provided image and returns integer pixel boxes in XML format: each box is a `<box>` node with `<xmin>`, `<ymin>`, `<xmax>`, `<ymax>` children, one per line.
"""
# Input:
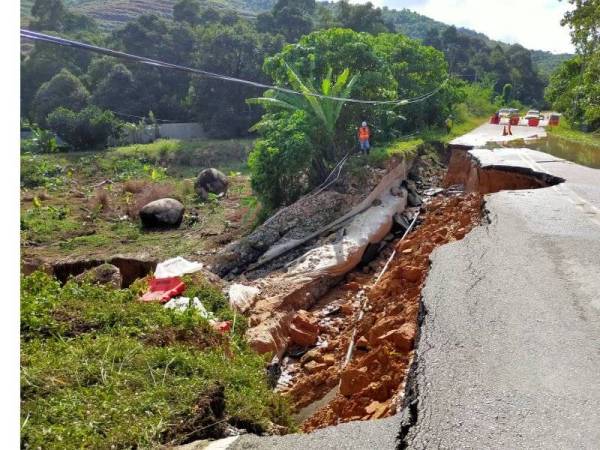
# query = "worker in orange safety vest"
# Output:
<box><xmin>357</xmin><ymin>121</ymin><xmax>371</xmax><ymax>155</ymax></box>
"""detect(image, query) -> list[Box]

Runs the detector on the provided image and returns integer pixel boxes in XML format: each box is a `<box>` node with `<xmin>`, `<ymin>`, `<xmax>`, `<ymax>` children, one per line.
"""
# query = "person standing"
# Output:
<box><xmin>357</xmin><ymin>121</ymin><xmax>371</xmax><ymax>155</ymax></box>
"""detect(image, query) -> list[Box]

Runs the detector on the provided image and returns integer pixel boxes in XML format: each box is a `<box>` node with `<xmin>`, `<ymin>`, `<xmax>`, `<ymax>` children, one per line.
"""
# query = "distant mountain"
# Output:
<box><xmin>381</xmin><ymin>7</ymin><xmax>572</xmax><ymax>78</ymax></box>
<box><xmin>21</xmin><ymin>0</ymin><xmax>571</xmax><ymax>76</ymax></box>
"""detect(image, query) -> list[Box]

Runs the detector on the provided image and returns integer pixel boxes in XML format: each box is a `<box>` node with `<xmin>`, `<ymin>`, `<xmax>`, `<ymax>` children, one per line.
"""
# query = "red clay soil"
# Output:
<box><xmin>444</xmin><ymin>148</ymin><xmax>558</xmax><ymax>193</ymax></box>
<box><xmin>279</xmin><ymin>193</ymin><xmax>483</xmax><ymax>432</ymax></box>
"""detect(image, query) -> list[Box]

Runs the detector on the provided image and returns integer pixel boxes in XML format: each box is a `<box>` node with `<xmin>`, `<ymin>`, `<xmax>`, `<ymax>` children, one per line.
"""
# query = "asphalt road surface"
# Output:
<box><xmin>403</xmin><ymin>147</ymin><xmax>600</xmax><ymax>448</ymax></box>
<box><xmin>229</xmin><ymin>144</ymin><xmax>600</xmax><ymax>449</ymax></box>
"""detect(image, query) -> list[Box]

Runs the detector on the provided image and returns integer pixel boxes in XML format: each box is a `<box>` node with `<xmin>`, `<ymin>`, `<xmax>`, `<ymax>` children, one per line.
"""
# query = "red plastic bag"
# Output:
<box><xmin>140</xmin><ymin>277</ymin><xmax>186</xmax><ymax>303</ymax></box>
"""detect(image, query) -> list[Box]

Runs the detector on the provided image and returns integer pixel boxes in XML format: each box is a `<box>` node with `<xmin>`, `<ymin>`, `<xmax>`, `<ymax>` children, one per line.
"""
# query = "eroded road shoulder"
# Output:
<box><xmin>402</xmin><ymin>149</ymin><xmax>600</xmax><ymax>448</ymax></box>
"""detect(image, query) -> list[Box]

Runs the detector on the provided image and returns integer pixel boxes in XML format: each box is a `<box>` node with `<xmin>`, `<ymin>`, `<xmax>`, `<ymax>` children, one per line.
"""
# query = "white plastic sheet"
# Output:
<box><xmin>155</xmin><ymin>256</ymin><xmax>203</xmax><ymax>279</ymax></box>
<box><xmin>163</xmin><ymin>297</ymin><xmax>214</xmax><ymax>319</ymax></box>
<box><xmin>228</xmin><ymin>284</ymin><xmax>260</xmax><ymax>313</ymax></box>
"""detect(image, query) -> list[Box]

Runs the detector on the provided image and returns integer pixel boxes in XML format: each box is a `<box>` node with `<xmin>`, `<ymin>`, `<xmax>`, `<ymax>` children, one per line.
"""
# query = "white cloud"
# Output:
<box><xmin>350</xmin><ymin>0</ymin><xmax>575</xmax><ymax>54</ymax></box>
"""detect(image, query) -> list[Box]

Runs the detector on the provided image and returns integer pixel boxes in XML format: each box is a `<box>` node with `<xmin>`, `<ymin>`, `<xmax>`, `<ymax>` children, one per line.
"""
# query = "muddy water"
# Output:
<box><xmin>523</xmin><ymin>134</ymin><xmax>600</xmax><ymax>168</ymax></box>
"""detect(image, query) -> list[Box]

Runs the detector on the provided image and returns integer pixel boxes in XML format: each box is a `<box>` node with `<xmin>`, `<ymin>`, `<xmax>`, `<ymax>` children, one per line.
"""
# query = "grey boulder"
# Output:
<box><xmin>139</xmin><ymin>198</ymin><xmax>184</xmax><ymax>228</ymax></box>
<box><xmin>195</xmin><ymin>168</ymin><xmax>229</xmax><ymax>200</ymax></box>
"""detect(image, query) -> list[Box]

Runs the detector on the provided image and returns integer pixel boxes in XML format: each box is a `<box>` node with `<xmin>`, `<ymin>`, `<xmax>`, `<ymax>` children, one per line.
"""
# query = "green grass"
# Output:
<box><xmin>366</xmin><ymin>115</ymin><xmax>488</xmax><ymax>167</ymax></box>
<box><xmin>547</xmin><ymin>120</ymin><xmax>600</xmax><ymax>149</ymax></box>
<box><xmin>21</xmin><ymin>272</ymin><xmax>293</xmax><ymax>449</ymax></box>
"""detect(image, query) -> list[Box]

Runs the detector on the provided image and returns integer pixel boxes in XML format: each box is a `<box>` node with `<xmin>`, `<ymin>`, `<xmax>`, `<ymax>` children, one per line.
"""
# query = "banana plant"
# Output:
<box><xmin>248</xmin><ymin>64</ymin><xmax>358</xmax><ymax>143</ymax></box>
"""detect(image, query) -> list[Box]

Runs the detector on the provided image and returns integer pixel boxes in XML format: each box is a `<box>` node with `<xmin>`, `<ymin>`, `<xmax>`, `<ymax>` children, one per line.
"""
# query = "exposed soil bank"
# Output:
<box><xmin>445</xmin><ymin>148</ymin><xmax>563</xmax><ymax>193</ymax></box>
<box><xmin>278</xmin><ymin>193</ymin><xmax>483</xmax><ymax>431</ymax></box>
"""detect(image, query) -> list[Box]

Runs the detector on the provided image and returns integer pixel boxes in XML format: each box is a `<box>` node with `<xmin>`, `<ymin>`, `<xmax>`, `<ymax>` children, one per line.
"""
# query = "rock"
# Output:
<box><xmin>195</xmin><ymin>168</ymin><xmax>229</xmax><ymax>200</ymax></box>
<box><xmin>301</xmin><ymin>349</ymin><xmax>323</xmax><ymax>365</ymax></box>
<box><xmin>368</xmin><ymin>317</ymin><xmax>403</xmax><ymax>346</ymax></box>
<box><xmin>356</xmin><ymin>336</ymin><xmax>369</xmax><ymax>350</ymax></box>
<box><xmin>376</xmin><ymin>323</ymin><xmax>417</xmax><ymax>352</ymax></box>
<box><xmin>407</xmin><ymin>191</ymin><xmax>422</xmax><ymax>207</ymax></box>
<box><xmin>304</xmin><ymin>360</ymin><xmax>328</xmax><ymax>374</ymax></box>
<box><xmin>139</xmin><ymin>198</ymin><xmax>184</xmax><ymax>229</ymax></box>
<box><xmin>340</xmin><ymin>301</ymin><xmax>354</xmax><ymax>316</ymax></box>
<box><xmin>74</xmin><ymin>263</ymin><xmax>122</xmax><ymax>288</ymax></box>
<box><xmin>339</xmin><ymin>366</ymin><xmax>370</xmax><ymax>396</ymax></box>
<box><xmin>288</xmin><ymin>310</ymin><xmax>319</xmax><ymax>347</ymax></box>
<box><xmin>365</xmin><ymin>401</ymin><xmax>390</xmax><ymax>419</ymax></box>
<box><xmin>322</xmin><ymin>354</ymin><xmax>336</xmax><ymax>366</ymax></box>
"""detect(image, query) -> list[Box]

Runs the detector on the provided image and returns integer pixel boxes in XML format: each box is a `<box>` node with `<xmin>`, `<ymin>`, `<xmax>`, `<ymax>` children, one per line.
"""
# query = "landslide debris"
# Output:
<box><xmin>277</xmin><ymin>192</ymin><xmax>483</xmax><ymax>431</ymax></box>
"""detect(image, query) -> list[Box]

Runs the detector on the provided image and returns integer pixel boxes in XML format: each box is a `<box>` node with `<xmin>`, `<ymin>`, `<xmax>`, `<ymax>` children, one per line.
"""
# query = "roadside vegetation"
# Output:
<box><xmin>21</xmin><ymin>272</ymin><xmax>294</xmax><ymax>449</ymax></box>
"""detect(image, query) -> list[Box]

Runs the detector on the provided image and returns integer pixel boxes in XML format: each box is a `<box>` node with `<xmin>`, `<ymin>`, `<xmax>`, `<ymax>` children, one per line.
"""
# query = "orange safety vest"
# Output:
<box><xmin>358</xmin><ymin>126</ymin><xmax>370</xmax><ymax>141</ymax></box>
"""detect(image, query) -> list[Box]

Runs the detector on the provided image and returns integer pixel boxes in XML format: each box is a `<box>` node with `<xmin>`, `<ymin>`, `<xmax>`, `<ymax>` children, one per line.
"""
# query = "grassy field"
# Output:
<box><xmin>21</xmin><ymin>271</ymin><xmax>293</xmax><ymax>449</ymax></box>
<box><xmin>20</xmin><ymin>137</ymin><xmax>295</xmax><ymax>448</ymax></box>
<box><xmin>21</xmin><ymin>139</ymin><xmax>259</xmax><ymax>263</ymax></box>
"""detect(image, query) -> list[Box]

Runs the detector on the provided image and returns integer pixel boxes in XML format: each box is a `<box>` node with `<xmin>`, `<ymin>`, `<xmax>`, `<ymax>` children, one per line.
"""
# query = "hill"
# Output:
<box><xmin>20</xmin><ymin>0</ymin><xmax>570</xmax><ymax>76</ymax></box>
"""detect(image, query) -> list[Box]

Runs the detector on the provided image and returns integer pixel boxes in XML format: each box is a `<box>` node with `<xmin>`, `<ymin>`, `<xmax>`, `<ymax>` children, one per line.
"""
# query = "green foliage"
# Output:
<box><xmin>21</xmin><ymin>272</ymin><xmax>293</xmax><ymax>448</ymax></box>
<box><xmin>47</xmin><ymin>106</ymin><xmax>123</xmax><ymax>150</ymax></box>
<box><xmin>21</xmin><ymin>126</ymin><xmax>59</xmax><ymax>154</ymax></box>
<box><xmin>248</xmin><ymin>111</ymin><xmax>314</xmax><ymax>210</ymax></box>
<box><xmin>32</xmin><ymin>68</ymin><xmax>90</xmax><ymax>126</ymax></box>
<box><xmin>20</xmin><ymin>153</ymin><xmax>65</xmax><ymax>188</ymax></box>
<box><xmin>189</xmin><ymin>21</ymin><xmax>283</xmax><ymax>137</ymax></box>
<box><xmin>546</xmin><ymin>2</ymin><xmax>599</xmax><ymax>131</ymax></box>
<box><xmin>21</xmin><ymin>205</ymin><xmax>81</xmax><ymax>244</ymax></box>
<box><xmin>256</xmin><ymin>0</ymin><xmax>315</xmax><ymax>42</ymax></box>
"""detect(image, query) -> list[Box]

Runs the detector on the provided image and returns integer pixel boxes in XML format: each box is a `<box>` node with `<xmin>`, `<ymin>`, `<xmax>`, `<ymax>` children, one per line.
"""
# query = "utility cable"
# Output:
<box><xmin>21</xmin><ymin>29</ymin><xmax>448</xmax><ymax>107</ymax></box>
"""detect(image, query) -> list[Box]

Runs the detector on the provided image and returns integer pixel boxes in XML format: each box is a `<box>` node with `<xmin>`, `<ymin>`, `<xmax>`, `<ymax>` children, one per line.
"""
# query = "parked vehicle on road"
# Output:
<box><xmin>524</xmin><ymin>110</ymin><xmax>541</xmax><ymax>119</ymax></box>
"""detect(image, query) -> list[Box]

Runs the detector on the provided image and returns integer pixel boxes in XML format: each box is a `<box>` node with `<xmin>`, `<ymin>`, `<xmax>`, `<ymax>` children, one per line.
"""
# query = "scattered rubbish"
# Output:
<box><xmin>228</xmin><ymin>283</ymin><xmax>260</xmax><ymax>313</ymax></box>
<box><xmin>155</xmin><ymin>256</ymin><xmax>203</xmax><ymax>279</ymax></box>
<box><xmin>423</xmin><ymin>187</ymin><xmax>444</xmax><ymax>196</ymax></box>
<box><xmin>211</xmin><ymin>321</ymin><xmax>232</xmax><ymax>334</ymax></box>
<box><xmin>140</xmin><ymin>277</ymin><xmax>186</xmax><ymax>303</ymax></box>
<box><xmin>164</xmin><ymin>296</ymin><xmax>214</xmax><ymax>319</ymax></box>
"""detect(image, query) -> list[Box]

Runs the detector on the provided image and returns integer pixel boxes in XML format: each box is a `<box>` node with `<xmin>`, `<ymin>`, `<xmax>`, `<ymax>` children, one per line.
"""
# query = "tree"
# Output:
<box><xmin>47</xmin><ymin>106</ymin><xmax>122</xmax><ymax>150</ymax></box>
<box><xmin>248</xmin><ymin>65</ymin><xmax>357</xmax><ymax>178</ymax></box>
<box><xmin>335</xmin><ymin>1</ymin><xmax>391</xmax><ymax>34</ymax></box>
<box><xmin>562</xmin><ymin>0</ymin><xmax>599</xmax><ymax>56</ymax></box>
<box><xmin>502</xmin><ymin>83</ymin><xmax>512</xmax><ymax>104</ymax></box>
<box><xmin>90</xmin><ymin>64</ymin><xmax>138</xmax><ymax>115</ymax></box>
<box><xmin>173</xmin><ymin>0</ymin><xmax>202</xmax><ymax>25</ymax></box>
<box><xmin>189</xmin><ymin>22</ymin><xmax>283</xmax><ymax>137</ymax></box>
<box><xmin>32</xmin><ymin>69</ymin><xmax>90</xmax><ymax>126</ymax></box>
<box><xmin>31</xmin><ymin>0</ymin><xmax>67</xmax><ymax>31</ymax></box>
<box><xmin>248</xmin><ymin>111</ymin><xmax>315</xmax><ymax>210</ymax></box>
<box><xmin>257</xmin><ymin>0</ymin><xmax>315</xmax><ymax>42</ymax></box>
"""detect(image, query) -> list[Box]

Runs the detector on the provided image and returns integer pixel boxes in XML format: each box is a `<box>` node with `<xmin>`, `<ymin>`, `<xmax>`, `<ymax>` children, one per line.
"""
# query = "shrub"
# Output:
<box><xmin>47</xmin><ymin>106</ymin><xmax>123</xmax><ymax>151</ymax></box>
<box><xmin>32</xmin><ymin>68</ymin><xmax>89</xmax><ymax>126</ymax></box>
<box><xmin>248</xmin><ymin>111</ymin><xmax>314</xmax><ymax>211</ymax></box>
<box><xmin>20</xmin><ymin>153</ymin><xmax>65</xmax><ymax>189</ymax></box>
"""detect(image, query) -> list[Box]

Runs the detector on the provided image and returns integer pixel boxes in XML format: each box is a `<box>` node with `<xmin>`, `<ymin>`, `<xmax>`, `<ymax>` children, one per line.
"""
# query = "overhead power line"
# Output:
<box><xmin>21</xmin><ymin>29</ymin><xmax>448</xmax><ymax>107</ymax></box>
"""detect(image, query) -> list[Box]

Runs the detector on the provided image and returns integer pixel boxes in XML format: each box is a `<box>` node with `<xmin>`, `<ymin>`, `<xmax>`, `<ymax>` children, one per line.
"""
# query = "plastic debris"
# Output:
<box><xmin>155</xmin><ymin>256</ymin><xmax>203</xmax><ymax>279</ymax></box>
<box><xmin>164</xmin><ymin>296</ymin><xmax>214</xmax><ymax>319</ymax></box>
<box><xmin>228</xmin><ymin>284</ymin><xmax>260</xmax><ymax>313</ymax></box>
<box><xmin>140</xmin><ymin>277</ymin><xmax>186</xmax><ymax>303</ymax></box>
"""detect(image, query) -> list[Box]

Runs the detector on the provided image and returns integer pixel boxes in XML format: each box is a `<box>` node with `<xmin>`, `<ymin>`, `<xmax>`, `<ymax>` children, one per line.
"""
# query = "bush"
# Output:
<box><xmin>20</xmin><ymin>153</ymin><xmax>65</xmax><ymax>189</ymax></box>
<box><xmin>32</xmin><ymin>68</ymin><xmax>89</xmax><ymax>126</ymax></box>
<box><xmin>47</xmin><ymin>106</ymin><xmax>123</xmax><ymax>150</ymax></box>
<box><xmin>248</xmin><ymin>111</ymin><xmax>315</xmax><ymax>211</ymax></box>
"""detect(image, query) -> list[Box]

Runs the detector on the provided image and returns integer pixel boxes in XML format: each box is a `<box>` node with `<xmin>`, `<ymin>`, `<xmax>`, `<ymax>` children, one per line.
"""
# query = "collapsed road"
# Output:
<box><xmin>221</xmin><ymin>123</ymin><xmax>600</xmax><ymax>449</ymax></box>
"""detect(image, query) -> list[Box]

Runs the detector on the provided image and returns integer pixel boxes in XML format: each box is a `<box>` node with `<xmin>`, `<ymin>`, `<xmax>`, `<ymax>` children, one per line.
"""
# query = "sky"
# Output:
<box><xmin>350</xmin><ymin>0</ymin><xmax>575</xmax><ymax>54</ymax></box>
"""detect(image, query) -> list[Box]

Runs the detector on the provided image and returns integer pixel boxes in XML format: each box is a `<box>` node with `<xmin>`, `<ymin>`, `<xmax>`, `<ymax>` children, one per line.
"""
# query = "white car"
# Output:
<box><xmin>524</xmin><ymin>110</ymin><xmax>541</xmax><ymax>119</ymax></box>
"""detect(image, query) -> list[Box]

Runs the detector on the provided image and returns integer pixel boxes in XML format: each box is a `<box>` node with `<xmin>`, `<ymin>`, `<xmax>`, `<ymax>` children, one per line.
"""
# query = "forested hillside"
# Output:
<box><xmin>20</xmin><ymin>0</ymin><xmax>570</xmax><ymax>78</ymax></box>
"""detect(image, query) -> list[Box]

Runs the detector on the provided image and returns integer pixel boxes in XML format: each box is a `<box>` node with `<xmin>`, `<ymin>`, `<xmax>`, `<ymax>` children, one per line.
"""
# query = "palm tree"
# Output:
<box><xmin>248</xmin><ymin>64</ymin><xmax>357</xmax><ymax>179</ymax></box>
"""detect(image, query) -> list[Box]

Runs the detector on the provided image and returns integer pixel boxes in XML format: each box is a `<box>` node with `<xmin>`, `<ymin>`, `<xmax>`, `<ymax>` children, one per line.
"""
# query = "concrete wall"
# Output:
<box><xmin>158</xmin><ymin>123</ymin><xmax>205</xmax><ymax>140</ymax></box>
